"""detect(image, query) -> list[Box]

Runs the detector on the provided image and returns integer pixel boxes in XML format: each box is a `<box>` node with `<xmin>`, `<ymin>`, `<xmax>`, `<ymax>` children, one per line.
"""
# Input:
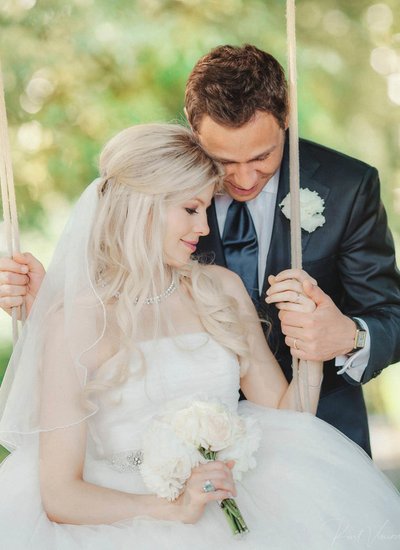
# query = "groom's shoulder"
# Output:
<box><xmin>299</xmin><ymin>137</ymin><xmax>378</xmax><ymax>180</ymax></box>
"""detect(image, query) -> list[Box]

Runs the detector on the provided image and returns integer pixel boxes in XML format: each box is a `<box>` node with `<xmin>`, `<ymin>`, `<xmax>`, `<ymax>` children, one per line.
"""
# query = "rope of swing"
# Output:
<box><xmin>0</xmin><ymin>61</ymin><xmax>24</xmax><ymax>345</ymax></box>
<box><xmin>287</xmin><ymin>0</ymin><xmax>317</xmax><ymax>413</ymax></box>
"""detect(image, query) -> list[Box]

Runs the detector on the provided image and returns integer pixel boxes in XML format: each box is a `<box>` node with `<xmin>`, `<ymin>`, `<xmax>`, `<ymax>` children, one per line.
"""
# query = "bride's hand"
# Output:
<box><xmin>265</xmin><ymin>269</ymin><xmax>317</xmax><ymax>313</ymax></box>
<box><xmin>0</xmin><ymin>252</ymin><xmax>45</xmax><ymax>317</ymax></box>
<box><xmin>175</xmin><ymin>460</ymin><xmax>236</xmax><ymax>524</ymax></box>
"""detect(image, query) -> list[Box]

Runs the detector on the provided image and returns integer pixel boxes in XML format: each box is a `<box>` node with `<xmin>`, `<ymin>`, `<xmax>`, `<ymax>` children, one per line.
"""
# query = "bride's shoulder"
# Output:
<box><xmin>200</xmin><ymin>264</ymin><xmax>247</xmax><ymax>297</ymax></box>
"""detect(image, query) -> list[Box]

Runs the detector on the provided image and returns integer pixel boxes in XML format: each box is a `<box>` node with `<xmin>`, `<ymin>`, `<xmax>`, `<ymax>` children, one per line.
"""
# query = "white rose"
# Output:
<box><xmin>280</xmin><ymin>188</ymin><xmax>325</xmax><ymax>233</ymax></box>
<box><xmin>167</xmin><ymin>400</ymin><xmax>237</xmax><ymax>451</ymax></box>
<box><xmin>198</xmin><ymin>407</ymin><xmax>235</xmax><ymax>451</ymax></box>
<box><xmin>141</xmin><ymin>419</ymin><xmax>200</xmax><ymax>501</ymax></box>
<box><xmin>218</xmin><ymin>415</ymin><xmax>261</xmax><ymax>481</ymax></box>
<box><xmin>168</xmin><ymin>406</ymin><xmax>202</xmax><ymax>448</ymax></box>
<box><xmin>194</xmin><ymin>400</ymin><xmax>237</xmax><ymax>451</ymax></box>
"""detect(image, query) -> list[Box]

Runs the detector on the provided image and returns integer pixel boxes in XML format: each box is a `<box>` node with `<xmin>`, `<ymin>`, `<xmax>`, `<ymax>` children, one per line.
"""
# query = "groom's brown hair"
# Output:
<box><xmin>185</xmin><ymin>44</ymin><xmax>289</xmax><ymax>132</ymax></box>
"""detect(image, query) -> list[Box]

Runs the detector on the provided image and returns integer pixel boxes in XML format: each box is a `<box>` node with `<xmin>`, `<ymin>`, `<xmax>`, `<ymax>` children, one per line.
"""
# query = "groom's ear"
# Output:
<box><xmin>284</xmin><ymin>111</ymin><xmax>289</xmax><ymax>131</ymax></box>
<box><xmin>184</xmin><ymin>107</ymin><xmax>192</xmax><ymax>129</ymax></box>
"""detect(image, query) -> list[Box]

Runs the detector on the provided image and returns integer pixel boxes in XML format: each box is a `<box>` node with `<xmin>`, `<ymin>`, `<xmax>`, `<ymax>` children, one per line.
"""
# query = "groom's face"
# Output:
<box><xmin>197</xmin><ymin>110</ymin><xmax>286</xmax><ymax>202</ymax></box>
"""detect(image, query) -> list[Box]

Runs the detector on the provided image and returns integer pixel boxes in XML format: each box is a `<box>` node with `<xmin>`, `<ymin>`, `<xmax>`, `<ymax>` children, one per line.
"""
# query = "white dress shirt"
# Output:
<box><xmin>214</xmin><ymin>172</ymin><xmax>370</xmax><ymax>383</ymax></box>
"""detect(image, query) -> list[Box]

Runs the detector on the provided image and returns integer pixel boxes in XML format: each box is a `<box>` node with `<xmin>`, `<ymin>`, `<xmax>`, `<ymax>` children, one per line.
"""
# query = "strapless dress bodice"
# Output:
<box><xmin>89</xmin><ymin>333</ymin><xmax>241</xmax><ymax>458</ymax></box>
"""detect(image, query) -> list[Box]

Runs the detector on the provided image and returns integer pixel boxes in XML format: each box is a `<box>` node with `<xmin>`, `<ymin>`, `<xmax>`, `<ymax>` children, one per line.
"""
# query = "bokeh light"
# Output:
<box><xmin>365</xmin><ymin>3</ymin><xmax>393</xmax><ymax>33</ymax></box>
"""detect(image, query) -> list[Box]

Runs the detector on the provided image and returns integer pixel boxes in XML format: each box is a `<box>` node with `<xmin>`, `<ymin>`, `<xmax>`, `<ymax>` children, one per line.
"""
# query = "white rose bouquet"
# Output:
<box><xmin>140</xmin><ymin>398</ymin><xmax>261</xmax><ymax>535</ymax></box>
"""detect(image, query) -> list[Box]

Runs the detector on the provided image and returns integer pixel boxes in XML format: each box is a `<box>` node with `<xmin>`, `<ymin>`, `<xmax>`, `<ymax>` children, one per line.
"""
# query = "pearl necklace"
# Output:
<box><xmin>134</xmin><ymin>279</ymin><xmax>177</xmax><ymax>305</ymax></box>
<box><xmin>98</xmin><ymin>276</ymin><xmax>177</xmax><ymax>305</ymax></box>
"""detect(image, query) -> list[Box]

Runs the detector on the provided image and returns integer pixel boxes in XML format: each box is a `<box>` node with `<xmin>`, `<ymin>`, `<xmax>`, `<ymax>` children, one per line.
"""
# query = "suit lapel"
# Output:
<box><xmin>261</xmin><ymin>136</ymin><xmax>331</xmax><ymax>298</ymax></box>
<box><xmin>261</xmin><ymin>152</ymin><xmax>290</xmax><ymax>298</ymax></box>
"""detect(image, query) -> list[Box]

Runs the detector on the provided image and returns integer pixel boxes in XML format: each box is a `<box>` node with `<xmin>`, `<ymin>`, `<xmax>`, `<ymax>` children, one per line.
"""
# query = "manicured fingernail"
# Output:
<box><xmin>20</xmin><ymin>266</ymin><xmax>29</xmax><ymax>273</ymax></box>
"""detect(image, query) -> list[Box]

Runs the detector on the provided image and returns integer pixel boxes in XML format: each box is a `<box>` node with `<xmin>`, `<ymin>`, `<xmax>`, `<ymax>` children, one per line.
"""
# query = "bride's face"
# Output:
<box><xmin>163</xmin><ymin>184</ymin><xmax>214</xmax><ymax>267</ymax></box>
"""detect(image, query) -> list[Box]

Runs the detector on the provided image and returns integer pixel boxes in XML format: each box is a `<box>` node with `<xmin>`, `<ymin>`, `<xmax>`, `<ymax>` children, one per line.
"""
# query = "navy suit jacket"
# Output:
<box><xmin>196</xmin><ymin>136</ymin><xmax>400</xmax><ymax>455</ymax></box>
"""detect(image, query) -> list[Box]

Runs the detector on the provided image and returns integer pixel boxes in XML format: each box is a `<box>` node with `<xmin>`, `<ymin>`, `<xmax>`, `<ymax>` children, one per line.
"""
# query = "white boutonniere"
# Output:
<box><xmin>279</xmin><ymin>188</ymin><xmax>325</xmax><ymax>233</ymax></box>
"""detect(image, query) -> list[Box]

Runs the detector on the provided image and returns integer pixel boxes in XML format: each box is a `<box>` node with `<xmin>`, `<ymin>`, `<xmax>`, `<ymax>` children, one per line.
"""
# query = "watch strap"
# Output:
<box><xmin>352</xmin><ymin>317</ymin><xmax>367</xmax><ymax>351</ymax></box>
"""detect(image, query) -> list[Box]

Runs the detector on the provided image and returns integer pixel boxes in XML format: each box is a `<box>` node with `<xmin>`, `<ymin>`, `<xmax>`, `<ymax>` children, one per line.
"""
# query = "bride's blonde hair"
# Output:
<box><xmin>85</xmin><ymin>123</ymin><xmax>250</xmax><ymax>400</ymax></box>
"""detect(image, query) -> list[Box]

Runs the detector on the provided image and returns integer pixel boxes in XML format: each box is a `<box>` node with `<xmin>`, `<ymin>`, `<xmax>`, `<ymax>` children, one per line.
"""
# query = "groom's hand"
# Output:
<box><xmin>268</xmin><ymin>269</ymin><xmax>356</xmax><ymax>362</ymax></box>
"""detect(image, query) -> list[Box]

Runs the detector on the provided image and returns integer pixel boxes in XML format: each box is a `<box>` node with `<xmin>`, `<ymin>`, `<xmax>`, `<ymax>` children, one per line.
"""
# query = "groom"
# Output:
<box><xmin>185</xmin><ymin>44</ymin><xmax>400</xmax><ymax>455</ymax></box>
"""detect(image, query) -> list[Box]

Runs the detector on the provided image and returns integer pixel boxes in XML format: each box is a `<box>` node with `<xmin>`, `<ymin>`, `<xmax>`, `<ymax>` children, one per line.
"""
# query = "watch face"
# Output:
<box><xmin>355</xmin><ymin>330</ymin><xmax>367</xmax><ymax>349</ymax></box>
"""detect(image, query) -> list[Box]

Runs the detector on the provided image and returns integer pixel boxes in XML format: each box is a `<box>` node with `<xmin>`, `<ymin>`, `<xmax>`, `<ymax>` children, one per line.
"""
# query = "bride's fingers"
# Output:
<box><xmin>284</xmin><ymin>336</ymin><xmax>303</xmax><ymax>352</ymax></box>
<box><xmin>202</xmin><ymin>488</ymin><xmax>233</xmax><ymax>503</ymax></box>
<box><xmin>0</xmin><ymin>271</ymin><xmax>29</xmax><ymax>287</ymax></box>
<box><xmin>266</xmin><ymin>278</ymin><xmax>319</xmax><ymax>307</ymax></box>
<box><xmin>198</xmin><ymin>475</ymin><xmax>236</xmax><ymax>496</ymax></box>
<box><xmin>0</xmin><ymin>257</ymin><xmax>29</xmax><ymax>274</ymax></box>
<box><xmin>269</xmin><ymin>269</ymin><xmax>317</xmax><ymax>286</ymax></box>
<box><xmin>266</xmin><ymin>293</ymin><xmax>316</xmax><ymax>312</ymax></box>
<box><xmin>281</xmin><ymin>326</ymin><xmax>304</xmax><ymax>340</ymax></box>
<box><xmin>185</xmin><ymin>479</ymin><xmax>235</xmax><ymax>502</ymax></box>
<box><xmin>0</xmin><ymin>283</ymin><xmax>28</xmax><ymax>298</ymax></box>
<box><xmin>0</xmin><ymin>295</ymin><xmax>25</xmax><ymax>309</ymax></box>
<box><xmin>190</xmin><ymin>463</ymin><xmax>237</xmax><ymax>496</ymax></box>
<box><xmin>273</xmin><ymin>300</ymin><xmax>316</xmax><ymax>313</ymax></box>
<box><xmin>191</xmin><ymin>463</ymin><xmax>235</xmax><ymax>484</ymax></box>
<box><xmin>265</xmin><ymin>289</ymin><xmax>305</xmax><ymax>305</ymax></box>
<box><xmin>192</xmin><ymin>461</ymin><xmax>233</xmax><ymax>475</ymax></box>
<box><xmin>198</xmin><ymin>470</ymin><xmax>234</xmax><ymax>486</ymax></box>
<box><xmin>266</xmin><ymin>278</ymin><xmax>303</xmax><ymax>297</ymax></box>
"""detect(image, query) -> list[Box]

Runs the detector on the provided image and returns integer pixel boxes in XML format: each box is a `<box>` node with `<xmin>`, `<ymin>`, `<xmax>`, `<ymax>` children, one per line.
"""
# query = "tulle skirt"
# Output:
<box><xmin>1</xmin><ymin>402</ymin><xmax>400</xmax><ymax>550</ymax></box>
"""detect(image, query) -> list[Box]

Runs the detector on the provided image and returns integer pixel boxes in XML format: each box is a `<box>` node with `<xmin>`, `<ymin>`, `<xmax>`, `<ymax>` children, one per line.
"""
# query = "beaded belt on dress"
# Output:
<box><xmin>107</xmin><ymin>450</ymin><xmax>143</xmax><ymax>473</ymax></box>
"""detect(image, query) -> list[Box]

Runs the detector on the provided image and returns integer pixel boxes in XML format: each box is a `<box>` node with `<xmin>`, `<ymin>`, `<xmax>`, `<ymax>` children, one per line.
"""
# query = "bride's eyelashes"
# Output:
<box><xmin>185</xmin><ymin>207</ymin><xmax>199</xmax><ymax>215</ymax></box>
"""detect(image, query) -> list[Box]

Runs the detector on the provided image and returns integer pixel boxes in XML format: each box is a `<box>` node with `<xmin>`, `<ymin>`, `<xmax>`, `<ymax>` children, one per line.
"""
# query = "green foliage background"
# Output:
<box><xmin>0</xmin><ymin>1</ymin><xmax>399</xmax><ymax>468</ymax></box>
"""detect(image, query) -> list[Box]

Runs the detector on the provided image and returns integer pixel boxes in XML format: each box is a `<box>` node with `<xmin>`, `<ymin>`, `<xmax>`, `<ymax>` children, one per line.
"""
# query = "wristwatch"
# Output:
<box><xmin>351</xmin><ymin>317</ymin><xmax>367</xmax><ymax>352</ymax></box>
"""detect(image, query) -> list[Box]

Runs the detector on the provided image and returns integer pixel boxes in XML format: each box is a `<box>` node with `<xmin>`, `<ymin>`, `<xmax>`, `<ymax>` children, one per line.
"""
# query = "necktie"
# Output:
<box><xmin>222</xmin><ymin>200</ymin><xmax>259</xmax><ymax>303</ymax></box>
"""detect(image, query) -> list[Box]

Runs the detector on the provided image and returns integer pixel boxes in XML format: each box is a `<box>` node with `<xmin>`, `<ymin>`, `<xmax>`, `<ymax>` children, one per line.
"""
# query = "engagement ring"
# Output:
<box><xmin>203</xmin><ymin>479</ymin><xmax>216</xmax><ymax>493</ymax></box>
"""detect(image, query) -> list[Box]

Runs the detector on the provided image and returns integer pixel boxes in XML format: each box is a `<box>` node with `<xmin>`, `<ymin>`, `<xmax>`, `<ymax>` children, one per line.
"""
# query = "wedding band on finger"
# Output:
<box><xmin>203</xmin><ymin>479</ymin><xmax>216</xmax><ymax>493</ymax></box>
<box><xmin>293</xmin><ymin>338</ymin><xmax>299</xmax><ymax>350</ymax></box>
<box><xmin>295</xmin><ymin>292</ymin><xmax>301</xmax><ymax>303</ymax></box>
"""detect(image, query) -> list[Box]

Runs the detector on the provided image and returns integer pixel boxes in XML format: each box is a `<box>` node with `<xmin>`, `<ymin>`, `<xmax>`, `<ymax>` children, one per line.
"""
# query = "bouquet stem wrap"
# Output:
<box><xmin>199</xmin><ymin>447</ymin><xmax>249</xmax><ymax>535</ymax></box>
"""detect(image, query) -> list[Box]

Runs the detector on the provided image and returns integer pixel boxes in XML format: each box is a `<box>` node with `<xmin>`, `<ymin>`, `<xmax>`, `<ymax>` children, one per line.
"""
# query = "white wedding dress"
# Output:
<box><xmin>1</xmin><ymin>332</ymin><xmax>399</xmax><ymax>549</ymax></box>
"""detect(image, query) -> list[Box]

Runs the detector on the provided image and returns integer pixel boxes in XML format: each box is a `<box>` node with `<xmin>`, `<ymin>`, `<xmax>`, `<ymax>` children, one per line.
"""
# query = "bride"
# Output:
<box><xmin>0</xmin><ymin>123</ymin><xmax>399</xmax><ymax>549</ymax></box>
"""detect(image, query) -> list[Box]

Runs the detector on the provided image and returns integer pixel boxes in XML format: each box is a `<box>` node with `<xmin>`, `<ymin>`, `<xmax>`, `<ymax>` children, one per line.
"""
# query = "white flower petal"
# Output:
<box><xmin>140</xmin><ymin>399</ymin><xmax>261</xmax><ymax>501</ymax></box>
<box><xmin>279</xmin><ymin>188</ymin><xmax>326</xmax><ymax>233</ymax></box>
